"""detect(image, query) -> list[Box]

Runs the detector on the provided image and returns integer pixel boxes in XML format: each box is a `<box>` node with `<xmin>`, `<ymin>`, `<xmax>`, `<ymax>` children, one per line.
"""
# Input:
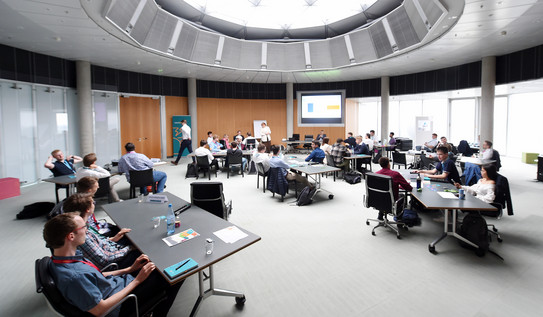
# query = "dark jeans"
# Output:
<box><xmin>174</xmin><ymin>139</ymin><xmax>194</xmax><ymax>163</ymax></box>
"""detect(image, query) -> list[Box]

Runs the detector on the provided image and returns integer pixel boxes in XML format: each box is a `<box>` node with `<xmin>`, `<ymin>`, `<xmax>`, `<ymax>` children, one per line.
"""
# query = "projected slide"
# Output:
<box><xmin>299</xmin><ymin>91</ymin><xmax>344</xmax><ymax>124</ymax></box>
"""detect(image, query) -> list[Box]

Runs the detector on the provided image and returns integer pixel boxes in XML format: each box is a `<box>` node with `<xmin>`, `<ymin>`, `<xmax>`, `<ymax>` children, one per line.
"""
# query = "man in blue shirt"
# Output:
<box><xmin>352</xmin><ymin>135</ymin><xmax>370</xmax><ymax>172</ymax></box>
<box><xmin>118</xmin><ymin>142</ymin><xmax>167</xmax><ymax>193</ymax></box>
<box><xmin>43</xmin><ymin>213</ymin><xmax>181</xmax><ymax>317</ymax></box>
<box><xmin>417</xmin><ymin>146</ymin><xmax>461</xmax><ymax>183</ymax></box>
<box><xmin>305</xmin><ymin>140</ymin><xmax>325</xmax><ymax>163</ymax></box>
<box><xmin>44</xmin><ymin>149</ymin><xmax>82</xmax><ymax>176</ymax></box>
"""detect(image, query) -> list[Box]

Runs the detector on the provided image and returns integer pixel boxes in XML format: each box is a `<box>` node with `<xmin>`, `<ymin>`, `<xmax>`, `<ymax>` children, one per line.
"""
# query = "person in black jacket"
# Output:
<box><xmin>226</xmin><ymin>141</ymin><xmax>247</xmax><ymax>171</ymax></box>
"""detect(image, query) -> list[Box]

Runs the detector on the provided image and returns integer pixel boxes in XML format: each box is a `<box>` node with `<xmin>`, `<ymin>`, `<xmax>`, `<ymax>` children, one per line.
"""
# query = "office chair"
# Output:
<box><xmin>94</xmin><ymin>176</ymin><xmax>112</xmax><ymax>203</ymax></box>
<box><xmin>292</xmin><ymin>134</ymin><xmax>300</xmax><ymax>141</ymax></box>
<box><xmin>266</xmin><ymin>167</ymin><xmax>297</xmax><ymax>202</ymax></box>
<box><xmin>35</xmin><ymin>257</ymin><xmax>165</xmax><ymax>317</ymax></box>
<box><xmin>196</xmin><ymin>155</ymin><xmax>217</xmax><ymax>180</ymax></box>
<box><xmin>55</xmin><ymin>184</ymin><xmax>70</xmax><ymax>204</ymax></box>
<box><xmin>256</xmin><ymin>162</ymin><xmax>267</xmax><ymax>193</ymax></box>
<box><xmin>226</xmin><ymin>152</ymin><xmax>244</xmax><ymax>179</ymax></box>
<box><xmin>483</xmin><ymin>173</ymin><xmax>513</xmax><ymax>242</ymax></box>
<box><xmin>190</xmin><ymin>182</ymin><xmax>232</xmax><ymax>220</ymax></box>
<box><xmin>491</xmin><ymin>150</ymin><xmax>502</xmax><ymax>171</ymax></box>
<box><xmin>246</xmin><ymin>138</ymin><xmax>256</xmax><ymax>150</ymax></box>
<box><xmin>129</xmin><ymin>169</ymin><xmax>155</xmax><ymax>198</ymax></box>
<box><xmin>420</xmin><ymin>155</ymin><xmax>436</xmax><ymax>170</ymax></box>
<box><xmin>219</xmin><ymin>139</ymin><xmax>226</xmax><ymax>149</ymax></box>
<box><xmin>392</xmin><ymin>151</ymin><xmax>407</xmax><ymax>169</ymax></box>
<box><xmin>325</xmin><ymin>153</ymin><xmax>339</xmax><ymax>181</ymax></box>
<box><xmin>303</xmin><ymin>135</ymin><xmax>313</xmax><ymax>152</ymax></box>
<box><xmin>364</xmin><ymin>172</ymin><xmax>406</xmax><ymax>239</ymax></box>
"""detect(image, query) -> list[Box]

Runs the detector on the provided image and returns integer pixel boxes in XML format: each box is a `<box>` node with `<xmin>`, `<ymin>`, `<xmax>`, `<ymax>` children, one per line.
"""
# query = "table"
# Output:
<box><xmin>407</xmin><ymin>178</ymin><xmax>497</xmax><ymax>254</ymax></box>
<box><xmin>344</xmin><ymin>154</ymin><xmax>372</xmax><ymax>173</ymax></box>
<box><xmin>289</xmin><ymin>163</ymin><xmax>340</xmax><ymax>200</ymax></box>
<box><xmin>281</xmin><ymin>140</ymin><xmax>312</xmax><ymax>153</ymax></box>
<box><xmin>102</xmin><ymin>192</ymin><xmax>261</xmax><ymax>316</ymax></box>
<box><xmin>42</xmin><ymin>174</ymin><xmax>77</xmax><ymax>202</ymax></box>
<box><xmin>458</xmin><ymin>156</ymin><xmax>496</xmax><ymax>166</ymax></box>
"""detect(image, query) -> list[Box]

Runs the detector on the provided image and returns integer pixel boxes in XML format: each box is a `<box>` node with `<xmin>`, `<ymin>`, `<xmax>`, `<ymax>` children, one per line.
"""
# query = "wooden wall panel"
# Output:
<box><xmin>292</xmin><ymin>99</ymin><xmax>347</xmax><ymax>143</ymax></box>
<box><xmin>165</xmin><ymin>96</ymin><xmax>188</xmax><ymax>156</ymax></box>
<box><xmin>119</xmin><ymin>96</ymin><xmax>161</xmax><ymax>158</ymax></box>
<box><xmin>196</xmin><ymin>98</ymin><xmax>287</xmax><ymax>145</ymax></box>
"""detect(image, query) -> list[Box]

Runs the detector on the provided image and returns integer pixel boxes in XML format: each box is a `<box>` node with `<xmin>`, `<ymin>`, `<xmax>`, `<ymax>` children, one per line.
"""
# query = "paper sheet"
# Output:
<box><xmin>437</xmin><ymin>192</ymin><xmax>458</xmax><ymax>199</ymax></box>
<box><xmin>213</xmin><ymin>226</ymin><xmax>248</xmax><ymax>244</ymax></box>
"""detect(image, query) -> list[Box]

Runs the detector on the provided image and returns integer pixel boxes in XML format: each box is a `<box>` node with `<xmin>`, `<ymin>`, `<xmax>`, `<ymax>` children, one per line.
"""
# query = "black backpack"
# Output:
<box><xmin>185</xmin><ymin>163</ymin><xmax>199</xmax><ymax>178</ymax></box>
<box><xmin>16</xmin><ymin>202</ymin><xmax>55</xmax><ymax>219</ymax></box>
<box><xmin>458</xmin><ymin>212</ymin><xmax>489</xmax><ymax>256</ymax></box>
<box><xmin>372</xmin><ymin>153</ymin><xmax>381</xmax><ymax>164</ymax></box>
<box><xmin>396</xmin><ymin>209</ymin><xmax>421</xmax><ymax>227</ymax></box>
<box><xmin>344</xmin><ymin>171</ymin><xmax>361</xmax><ymax>184</ymax></box>
<box><xmin>296</xmin><ymin>186</ymin><xmax>316</xmax><ymax>206</ymax></box>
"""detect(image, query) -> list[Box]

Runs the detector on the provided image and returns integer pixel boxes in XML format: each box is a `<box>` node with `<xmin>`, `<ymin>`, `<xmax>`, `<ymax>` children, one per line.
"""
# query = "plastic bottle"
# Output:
<box><xmin>166</xmin><ymin>204</ymin><xmax>175</xmax><ymax>236</ymax></box>
<box><xmin>416</xmin><ymin>173</ymin><xmax>422</xmax><ymax>189</ymax></box>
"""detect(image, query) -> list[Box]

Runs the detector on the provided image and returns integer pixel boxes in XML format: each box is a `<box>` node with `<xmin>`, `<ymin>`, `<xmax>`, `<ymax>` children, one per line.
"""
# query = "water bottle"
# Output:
<box><xmin>416</xmin><ymin>173</ymin><xmax>422</xmax><ymax>189</ymax></box>
<box><xmin>166</xmin><ymin>204</ymin><xmax>175</xmax><ymax>236</ymax></box>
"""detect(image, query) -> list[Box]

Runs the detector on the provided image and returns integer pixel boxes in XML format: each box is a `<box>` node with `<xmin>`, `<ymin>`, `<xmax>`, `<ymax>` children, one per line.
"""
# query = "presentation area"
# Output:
<box><xmin>298</xmin><ymin>90</ymin><xmax>345</xmax><ymax>125</ymax></box>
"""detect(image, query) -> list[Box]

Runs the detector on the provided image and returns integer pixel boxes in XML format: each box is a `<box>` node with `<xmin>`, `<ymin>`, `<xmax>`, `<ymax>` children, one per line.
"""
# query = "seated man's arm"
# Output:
<box><xmin>71</xmin><ymin>155</ymin><xmax>83</xmax><ymax>164</ymax></box>
<box><xmin>44</xmin><ymin>156</ymin><xmax>55</xmax><ymax>169</ymax></box>
<box><xmin>419</xmin><ymin>168</ymin><xmax>437</xmax><ymax>175</ymax></box>
<box><xmin>88</xmin><ymin>262</ymin><xmax>155</xmax><ymax>316</ymax></box>
<box><xmin>305</xmin><ymin>151</ymin><xmax>314</xmax><ymax>162</ymax></box>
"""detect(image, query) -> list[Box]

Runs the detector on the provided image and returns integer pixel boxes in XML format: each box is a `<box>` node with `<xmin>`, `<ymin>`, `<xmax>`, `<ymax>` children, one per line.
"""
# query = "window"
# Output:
<box><xmin>450</xmin><ymin>99</ymin><xmax>476</xmax><ymax>144</ymax></box>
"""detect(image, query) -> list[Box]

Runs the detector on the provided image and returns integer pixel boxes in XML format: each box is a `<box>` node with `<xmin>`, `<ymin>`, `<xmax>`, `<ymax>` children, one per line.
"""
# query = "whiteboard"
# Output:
<box><xmin>253</xmin><ymin>120</ymin><xmax>267</xmax><ymax>139</ymax></box>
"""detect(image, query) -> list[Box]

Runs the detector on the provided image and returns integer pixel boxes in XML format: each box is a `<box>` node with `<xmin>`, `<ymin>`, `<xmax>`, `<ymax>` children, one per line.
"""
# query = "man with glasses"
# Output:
<box><xmin>44</xmin><ymin>213</ymin><xmax>182</xmax><ymax>317</ymax></box>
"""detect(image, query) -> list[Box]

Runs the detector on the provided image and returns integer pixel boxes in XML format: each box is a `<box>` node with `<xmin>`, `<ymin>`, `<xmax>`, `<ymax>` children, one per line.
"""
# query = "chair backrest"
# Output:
<box><xmin>392</xmin><ymin>151</ymin><xmax>406</xmax><ymax>164</ymax></box>
<box><xmin>190</xmin><ymin>182</ymin><xmax>228</xmax><ymax>219</ymax></box>
<box><xmin>35</xmin><ymin>257</ymin><xmax>92</xmax><ymax>316</ymax></box>
<box><xmin>420</xmin><ymin>155</ymin><xmax>435</xmax><ymax>170</ymax></box>
<box><xmin>196</xmin><ymin>155</ymin><xmax>210</xmax><ymax>168</ymax></box>
<box><xmin>227</xmin><ymin>151</ymin><xmax>243</xmax><ymax>165</ymax></box>
<box><xmin>246</xmin><ymin>138</ymin><xmax>256</xmax><ymax>150</ymax></box>
<box><xmin>292</xmin><ymin>133</ymin><xmax>300</xmax><ymax>140</ymax></box>
<box><xmin>94</xmin><ymin>176</ymin><xmax>111</xmax><ymax>200</ymax></box>
<box><xmin>364</xmin><ymin>172</ymin><xmax>395</xmax><ymax>214</ymax></box>
<box><xmin>129</xmin><ymin>169</ymin><xmax>154</xmax><ymax>187</ymax></box>
<box><xmin>246</xmin><ymin>138</ymin><xmax>256</xmax><ymax>145</ymax></box>
<box><xmin>266</xmin><ymin>167</ymin><xmax>289</xmax><ymax>196</ymax></box>
<box><xmin>325</xmin><ymin>153</ymin><xmax>335</xmax><ymax>167</ymax></box>
<box><xmin>256</xmin><ymin>162</ymin><xmax>266</xmax><ymax>176</ymax></box>
<box><xmin>219</xmin><ymin>139</ymin><xmax>226</xmax><ymax>148</ymax></box>
<box><xmin>304</xmin><ymin>134</ymin><xmax>313</xmax><ymax>140</ymax></box>
<box><xmin>457</xmin><ymin>140</ymin><xmax>473</xmax><ymax>156</ymax></box>
<box><xmin>492</xmin><ymin>149</ymin><xmax>502</xmax><ymax>171</ymax></box>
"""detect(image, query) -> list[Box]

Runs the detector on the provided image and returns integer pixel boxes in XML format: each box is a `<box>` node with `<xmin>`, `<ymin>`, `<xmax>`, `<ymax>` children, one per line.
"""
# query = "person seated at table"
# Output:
<box><xmin>222</xmin><ymin>134</ymin><xmax>231</xmax><ymax>149</ymax></box>
<box><xmin>376</xmin><ymin>157</ymin><xmax>413</xmax><ymax>220</ymax></box>
<box><xmin>330</xmin><ymin>138</ymin><xmax>351</xmax><ymax>172</ymax></box>
<box><xmin>206</xmin><ymin>131</ymin><xmax>214</xmax><ymax>145</ymax></box>
<box><xmin>195</xmin><ymin>140</ymin><xmax>220</xmax><ymax>171</ymax></box>
<box><xmin>454</xmin><ymin>164</ymin><xmax>496</xmax><ymax>203</ymax></box>
<box><xmin>243</xmin><ymin>132</ymin><xmax>259</xmax><ymax>150</ymax></box>
<box><xmin>48</xmin><ymin>176</ymin><xmax>99</xmax><ymax>220</ymax></box>
<box><xmin>252</xmin><ymin>144</ymin><xmax>270</xmax><ymax>174</ymax></box>
<box><xmin>316</xmin><ymin>130</ymin><xmax>326</xmax><ymax>141</ymax></box>
<box><xmin>118</xmin><ymin>143</ymin><xmax>167</xmax><ymax>194</ymax></box>
<box><xmin>438</xmin><ymin>136</ymin><xmax>453</xmax><ymax>152</ymax></box>
<box><xmin>269</xmin><ymin>145</ymin><xmax>310</xmax><ymax>187</ymax></box>
<box><xmin>480</xmin><ymin>140</ymin><xmax>494</xmax><ymax>160</ymax></box>
<box><xmin>234</xmin><ymin>130</ymin><xmax>244</xmax><ymax>142</ymax></box>
<box><xmin>344</xmin><ymin>132</ymin><xmax>356</xmax><ymax>149</ymax></box>
<box><xmin>363</xmin><ymin>133</ymin><xmax>374</xmax><ymax>151</ymax></box>
<box><xmin>416</xmin><ymin>146</ymin><xmax>461</xmax><ymax>184</ymax></box>
<box><xmin>353</xmin><ymin>135</ymin><xmax>371</xmax><ymax>172</ymax></box>
<box><xmin>305</xmin><ymin>140</ymin><xmax>325</xmax><ymax>163</ymax></box>
<box><xmin>63</xmin><ymin>193</ymin><xmax>138</xmax><ymax>270</ymax></box>
<box><xmin>320</xmin><ymin>137</ymin><xmax>332</xmax><ymax>156</ymax></box>
<box><xmin>43</xmin><ymin>213</ymin><xmax>182</xmax><ymax>317</ymax></box>
<box><xmin>226</xmin><ymin>141</ymin><xmax>247</xmax><ymax>171</ymax></box>
<box><xmin>209</xmin><ymin>135</ymin><xmax>223</xmax><ymax>152</ymax></box>
<box><xmin>235</xmin><ymin>135</ymin><xmax>245</xmax><ymax>150</ymax></box>
<box><xmin>386</xmin><ymin>132</ymin><xmax>397</xmax><ymax>150</ymax></box>
<box><xmin>44</xmin><ymin>149</ymin><xmax>82</xmax><ymax>176</ymax></box>
<box><xmin>423</xmin><ymin>133</ymin><xmax>439</xmax><ymax>152</ymax></box>
<box><xmin>76</xmin><ymin>153</ymin><xmax>121</xmax><ymax>202</ymax></box>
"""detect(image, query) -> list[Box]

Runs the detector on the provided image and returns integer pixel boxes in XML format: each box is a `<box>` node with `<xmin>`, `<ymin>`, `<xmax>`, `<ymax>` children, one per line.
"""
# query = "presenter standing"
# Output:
<box><xmin>171</xmin><ymin>119</ymin><xmax>194</xmax><ymax>165</ymax></box>
<box><xmin>260</xmin><ymin>122</ymin><xmax>272</xmax><ymax>153</ymax></box>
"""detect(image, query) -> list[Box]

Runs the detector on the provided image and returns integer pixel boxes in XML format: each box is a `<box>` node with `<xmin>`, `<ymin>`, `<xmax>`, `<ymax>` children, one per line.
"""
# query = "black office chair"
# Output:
<box><xmin>392</xmin><ymin>151</ymin><xmax>407</xmax><ymax>169</ymax></box>
<box><xmin>190</xmin><ymin>182</ymin><xmax>232</xmax><ymax>220</ymax></box>
<box><xmin>325</xmin><ymin>153</ymin><xmax>339</xmax><ymax>181</ymax></box>
<box><xmin>129</xmin><ymin>169</ymin><xmax>155</xmax><ymax>198</ymax></box>
<box><xmin>364</xmin><ymin>172</ymin><xmax>406</xmax><ymax>239</ymax></box>
<box><xmin>219</xmin><ymin>139</ymin><xmax>226</xmax><ymax>149</ymax></box>
<box><xmin>94</xmin><ymin>176</ymin><xmax>112</xmax><ymax>203</ymax></box>
<box><xmin>491</xmin><ymin>149</ymin><xmax>502</xmax><ymax>171</ymax></box>
<box><xmin>420</xmin><ymin>155</ymin><xmax>436</xmax><ymax>170</ymax></box>
<box><xmin>303</xmin><ymin>135</ymin><xmax>313</xmax><ymax>152</ymax></box>
<box><xmin>55</xmin><ymin>184</ymin><xmax>70</xmax><ymax>204</ymax></box>
<box><xmin>483</xmin><ymin>173</ymin><xmax>514</xmax><ymax>242</ymax></box>
<box><xmin>35</xmin><ymin>257</ymin><xmax>165</xmax><ymax>317</ymax></box>
<box><xmin>245</xmin><ymin>138</ymin><xmax>256</xmax><ymax>150</ymax></box>
<box><xmin>266</xmin><ymin>167</ymin><xmax>297</xmax><ymax>202</ymax></box>
<box><xmin>226</xmin><ymin>152</ymin><xmax>244</xmax><ymax>179</ymax></box>
<box><xmin>196</xmin><ymin>155</ymin><xmax>216</xmax><ymax>180</ymax></box>
<box><xmin>256</xmin><ymin>162</ymin><xmax>267</xmax><ymax>193</ymax></box>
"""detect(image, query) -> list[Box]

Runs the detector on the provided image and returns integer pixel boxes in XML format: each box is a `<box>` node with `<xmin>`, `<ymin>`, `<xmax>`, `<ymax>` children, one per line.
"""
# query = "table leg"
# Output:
<box><xmin>189</xmin><ymin>265</ymin><xmax>246</xmax><ymax>317</ymax></box>
<box><xmin>429</xmin><ymin>209</ymin><xmax>479</xmax><ymax>254</ymax></box>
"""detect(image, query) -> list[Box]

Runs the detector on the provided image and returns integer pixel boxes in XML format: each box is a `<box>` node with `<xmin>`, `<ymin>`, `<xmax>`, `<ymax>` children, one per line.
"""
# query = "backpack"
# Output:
<box><xmin>16</xmin><ymin>202</ymin><xmax>55</xmax><ymax>219</ymax></box>
<box><xmin>185</xmin><ymin>163</ymin><xmax>199</xmax><ymax>178</ymax></box>
<box><xmin>372</xmin><ymin>153</ymin><xmax>381</xmax><ymax>164</ymax></box>
<box><xmin>396</xmin><ymin>209</ymin><xmax>421</xmax><ymax>227</ymax></box>
<box><xmin>296</xmin><ymin>186</ymin><xmax>316</xmax><ymax>206</ymax></box>
<box><xmin>344</xmin><ymin>171</ymin><xmax>361</xmax><ymax>184</ymax></box>
<box><xmin>458</xmin><ymin>212</ymin><xmax>489</xmax><ymax>256</ymax></box>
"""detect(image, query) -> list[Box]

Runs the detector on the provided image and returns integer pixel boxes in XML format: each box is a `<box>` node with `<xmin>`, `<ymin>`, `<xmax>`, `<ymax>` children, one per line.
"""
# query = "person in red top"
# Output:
<box><xmin>375</xmin><ymin>156</ymin><xmax>413</xmax><ymax>220</ymax></box>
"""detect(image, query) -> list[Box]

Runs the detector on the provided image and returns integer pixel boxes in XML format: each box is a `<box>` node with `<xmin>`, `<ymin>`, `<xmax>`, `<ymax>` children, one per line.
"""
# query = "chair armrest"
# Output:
<box><xmin>101</xmin><ymin>294</ymin><xmax>138</xmax><ymax>317</ymax></box>
<box><xmin>101</xmin><ymin>263</ymin><xmax>118</xmax><ymax>272</ymax></box>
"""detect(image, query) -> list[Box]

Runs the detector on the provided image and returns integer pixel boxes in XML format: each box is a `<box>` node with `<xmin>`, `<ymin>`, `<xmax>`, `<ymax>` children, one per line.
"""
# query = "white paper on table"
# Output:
<box><xmin>213</xmin><ymin>226</ymin><xmax>248</xmax><ymax>244</ymax></box>
<box><xmin>438</xmin><ymin>192</ymin><xmax>458</xmax><ymax>199</ymax></box>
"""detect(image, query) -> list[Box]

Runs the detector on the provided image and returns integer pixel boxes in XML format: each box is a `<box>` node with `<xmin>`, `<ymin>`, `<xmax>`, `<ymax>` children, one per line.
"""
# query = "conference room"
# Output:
<box><xmin>1</xmin><ymin>0</ymin><xmax>543</xmax><ymax>316</ymax></box>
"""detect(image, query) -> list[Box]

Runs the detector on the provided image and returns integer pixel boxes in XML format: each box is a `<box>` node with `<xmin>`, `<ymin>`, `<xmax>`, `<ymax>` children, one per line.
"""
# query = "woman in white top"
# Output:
<box><xmin>454</xmin><ymin>164</ymin><xmax>496</xmax><ymax>203</ymax></box>
<box><xmin>76</xmin><ymin>153</ymin><xmax>121</xmax><ymax>202</ymax></box>
<box><xmin>260</xmin><ymin>122</ymin><xmax>271</xmax><ymax>152</ymax></box>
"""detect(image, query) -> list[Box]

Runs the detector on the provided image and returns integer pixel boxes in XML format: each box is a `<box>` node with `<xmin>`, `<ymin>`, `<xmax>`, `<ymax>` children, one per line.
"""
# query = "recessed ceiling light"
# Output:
<box><xmin>157</xmin><ymin>69</ymin><xmax>163</xmax><ymax>73</ymax></box>
<box><xmin>501</xmin><ymin>30</ymin><xmax>507</xmax><ymax>36</ymax></box>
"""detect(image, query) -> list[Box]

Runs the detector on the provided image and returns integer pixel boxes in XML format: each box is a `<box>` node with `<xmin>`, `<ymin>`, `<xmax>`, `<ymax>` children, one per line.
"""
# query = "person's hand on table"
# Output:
<box><xmin>134</xmin><ymin>262</ymin><xmax>155</xmax><ymax>283</ymax></box>
<box><xmin>454</xmin><ymin>182</ymin><xmax>462</xmax><ymax>189</ymax></box>
<box><xmin>109</xmin><ymin>228</ymin><xmax>131</xmax><ymax>242</ymax></box>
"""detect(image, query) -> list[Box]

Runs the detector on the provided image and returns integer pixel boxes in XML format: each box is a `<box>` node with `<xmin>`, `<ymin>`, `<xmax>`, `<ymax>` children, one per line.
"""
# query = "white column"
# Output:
<box><xmin>286</xmin><ymin>82</ymin><xmax>294</xmax><ymax>137</ymax></box>
<box><xmin>76</xmin><ymin>60</ymin><xmax>93</xmax><ymax>154</ymax></box>
<box><xmin>188</xmin><ymin>78</ymin><xmax>197</xmax><ymax>150</ymax></box>
<box><xmin>480</xmin><ymin>56</ymin><xmax>495</xmax><ymax>144</ymax></box>
<box><xmin>381</xmin><ymin>76</ymin><xmax>390</xmax><ymax>147</ymax></box>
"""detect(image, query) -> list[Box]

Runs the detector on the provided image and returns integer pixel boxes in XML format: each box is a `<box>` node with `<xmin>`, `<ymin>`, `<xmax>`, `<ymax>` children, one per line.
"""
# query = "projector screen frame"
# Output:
<box><xmin>296</xmin><ymin>89</ymin><xmax>346</xmax><ymax>127</ymax></box>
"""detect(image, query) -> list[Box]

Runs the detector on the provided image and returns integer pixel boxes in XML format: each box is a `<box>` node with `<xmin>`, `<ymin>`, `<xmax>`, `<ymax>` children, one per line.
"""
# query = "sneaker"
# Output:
<box><xmin>170</xmin><ymin>161</ymin><xmax>178</xmax><ymax>166</ymax></box>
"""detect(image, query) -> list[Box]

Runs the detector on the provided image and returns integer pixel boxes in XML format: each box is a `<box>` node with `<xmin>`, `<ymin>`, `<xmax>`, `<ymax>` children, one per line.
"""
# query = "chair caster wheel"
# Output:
<box><xmin>366</xmin><ymin>221</ymin><xmax>370</xmax><ymax>226</ymax></box>
<box><xmin>497</xmin><ymin>237</ymin><xmax>503</xmax><ymax>243</ymax></box>
<box><xmin>397</xmin><ymin>235</ymin><xmax>401</xmax><ymax>240</ymax></box>
<box><xmin>371</xmin><ymin>231</ymin><xmax>376</xmax><ymax>236</ymax></box>
<box><xmin>475</xmin><ymin>249</ymin><xmax>485</xmax><ymax>257</ymax></box>
<box><xmin>429</xmin><ymin>245</ymin><xmax>436</xmax><ymax>254</ymax></box>
<box><xmin>328</xmin><ymin>194</ymin><xmax>334</xmax><ymax>199</ymax></box>
<box><xmin>235</xmin><ymin>296</ymin><xmax>246</xmax><ymax>306</ymax></box>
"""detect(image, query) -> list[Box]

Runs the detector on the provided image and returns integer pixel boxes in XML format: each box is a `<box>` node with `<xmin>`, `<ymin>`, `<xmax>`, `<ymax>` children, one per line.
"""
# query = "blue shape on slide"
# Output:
<box><xmin>308</xmin><ymin>103</ymin><xmax>313</xmax><ymax>112</ymax></box>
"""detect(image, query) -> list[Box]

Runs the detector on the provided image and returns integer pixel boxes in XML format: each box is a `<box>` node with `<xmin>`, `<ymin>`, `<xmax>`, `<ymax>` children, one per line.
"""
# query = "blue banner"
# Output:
<box><xmin>172</xmin><ymin>115</ymin><xmax>192</xmax><ymax>157</ymax></box>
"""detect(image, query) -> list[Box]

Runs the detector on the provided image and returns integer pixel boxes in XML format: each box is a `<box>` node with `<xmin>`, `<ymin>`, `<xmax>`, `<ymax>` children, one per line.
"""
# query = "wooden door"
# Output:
<box><xmin>119</xmin><ymin>96</ymin><xmax>161</xmax><ymax>158</ymax></box>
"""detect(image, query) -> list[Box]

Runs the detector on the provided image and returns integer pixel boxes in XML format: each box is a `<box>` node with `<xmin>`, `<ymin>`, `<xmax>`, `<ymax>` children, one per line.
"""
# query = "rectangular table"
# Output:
<box><xmin>42</xmin><ymin>174</ymin><xmax>77</xmax><ymax>202</ymax></box>
<box><xmin>344</xmin><ymin>154</ymin><xmax>372</xmax><ymax>173</ymax></box>
<box><xmin>102</xmin><ymin>192</ymin><xmax>261</xmax><ymax>316</ymax></box>
<box><xmin>458</xmin><ymin>156</ymin><xmax>496</xmax><ymax>166</ymax></box>
<box><xmin>289</xmin><ymin>163</ymin><xmax>340</xmax><ymax>200</ymax></box>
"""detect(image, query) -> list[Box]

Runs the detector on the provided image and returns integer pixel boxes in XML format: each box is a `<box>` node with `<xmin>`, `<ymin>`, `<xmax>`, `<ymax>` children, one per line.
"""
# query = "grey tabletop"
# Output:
<box><xmin>344</xmin><ymin>154</ymin><xmax>372</xmax><ymax>160</ymax></box>
<box><xmin>42</xmin><ymin>174</ymin><xmax>77</xmax><ymax>185</ymax></box>
<box><xmin>102</xmin><ymin>192</ymin><xmax>261</xmax><ymax>285</ymax></box>
<box><xmin>188</xmin><ymin>150</ymin><xmax>253</xmax><ymax>158</ymax></box>
<box><xmin>458</xmin><ymin>156</ymin><xmax>496</xmax><ymax>165</ymax></box>
<box><xmin>290</xmin><ymin>164</ymin><xmax>339</xmax><ymax>175</ymax></box>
